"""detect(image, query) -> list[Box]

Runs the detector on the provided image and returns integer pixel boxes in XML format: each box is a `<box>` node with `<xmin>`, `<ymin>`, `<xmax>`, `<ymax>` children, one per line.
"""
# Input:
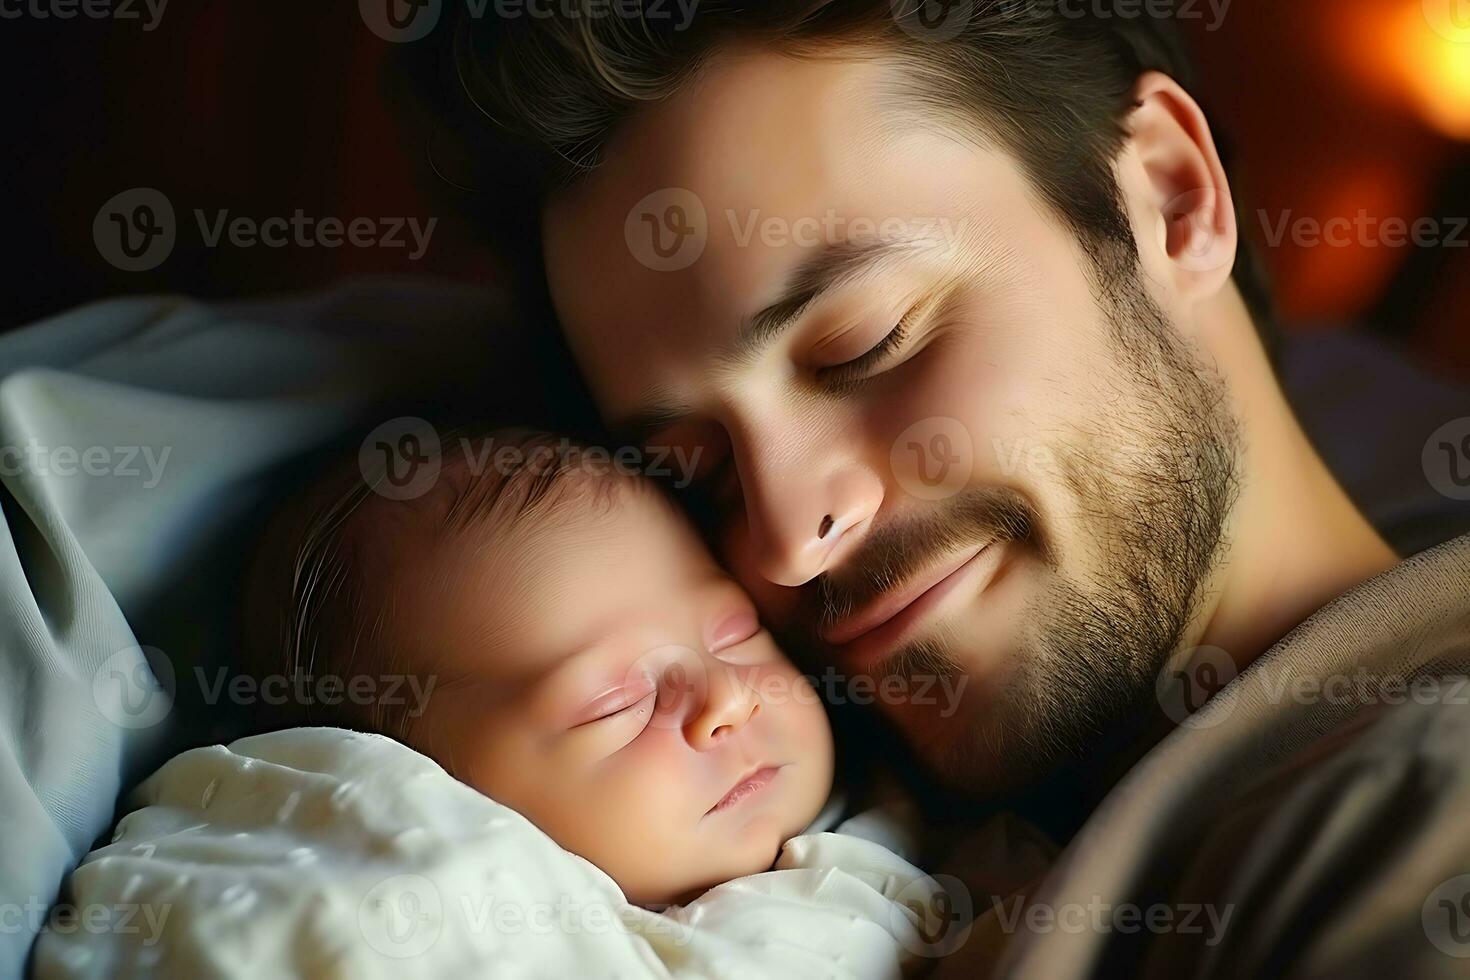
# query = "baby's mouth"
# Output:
<box><xmin>705</xmin><ymin>765</ymin><xmax>783</xmax><ymax>815</ymax></box>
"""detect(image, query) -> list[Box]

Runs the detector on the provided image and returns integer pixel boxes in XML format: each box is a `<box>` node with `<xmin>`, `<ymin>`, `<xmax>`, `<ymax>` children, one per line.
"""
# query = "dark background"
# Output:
<box><xmin>2</xmin><ymin>0</ymin><xmax>1467</xmax><ymax>380</ymax></box>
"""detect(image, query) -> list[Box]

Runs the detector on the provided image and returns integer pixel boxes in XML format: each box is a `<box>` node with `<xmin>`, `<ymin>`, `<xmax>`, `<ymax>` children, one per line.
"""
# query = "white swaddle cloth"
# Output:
<box><xmin>32</xmin><ymin>728</ymin><xmax>964</xmax><ymax>979</ymax></box>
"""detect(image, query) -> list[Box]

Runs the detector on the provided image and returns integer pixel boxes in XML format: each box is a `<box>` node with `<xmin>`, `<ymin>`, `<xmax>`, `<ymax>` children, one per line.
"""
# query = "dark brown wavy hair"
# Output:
<box><xmin>430</xmin><ymin>0</ymin><xmax>1280</xmax><ymax>367</ymax></box>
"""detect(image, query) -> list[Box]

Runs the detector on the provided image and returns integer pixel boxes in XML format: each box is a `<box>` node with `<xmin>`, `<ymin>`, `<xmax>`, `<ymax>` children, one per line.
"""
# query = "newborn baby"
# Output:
<box><xmin>37</xmin><ymin>424</ymin><xmax>1046</xmax><ymax>978</ymax></box>
<box><xmin>243</xmin><ymin>426</ymin><xmax>836</xmax><ymax>906</ymax></box>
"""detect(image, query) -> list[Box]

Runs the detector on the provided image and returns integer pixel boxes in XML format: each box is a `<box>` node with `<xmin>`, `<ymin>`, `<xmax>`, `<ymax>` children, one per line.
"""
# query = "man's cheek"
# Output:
<box><xmin>718</xmin><ymin>515</ymin><xmax>801</xmax><ymax>627</ymax></box>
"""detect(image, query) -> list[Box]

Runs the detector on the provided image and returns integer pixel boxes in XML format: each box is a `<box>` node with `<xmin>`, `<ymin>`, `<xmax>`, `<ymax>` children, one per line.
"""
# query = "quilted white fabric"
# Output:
<box><xmin>31</xmin><ymin>729</ymin><xmax>951</xmax><ymax>979</ymax></box>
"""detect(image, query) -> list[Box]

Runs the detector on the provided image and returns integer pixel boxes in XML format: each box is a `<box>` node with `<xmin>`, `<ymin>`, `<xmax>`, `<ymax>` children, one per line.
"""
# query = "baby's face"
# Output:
<box><xmin>395</xmin><ymin>481</ymin><xmax>834</xmax><ymax>905</ymax></box>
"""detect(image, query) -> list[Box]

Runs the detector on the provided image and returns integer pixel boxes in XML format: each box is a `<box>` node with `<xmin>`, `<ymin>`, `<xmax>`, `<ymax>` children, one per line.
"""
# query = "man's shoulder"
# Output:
<box><xmin>998</xmin><ymin>534</ymin><xmax>1470</xmax><ymax>978</ymax></box>
<box><xmin>1234</xmin><ymin>530</ymin><xmax>1470</xmax><ymax>767</ymax></box>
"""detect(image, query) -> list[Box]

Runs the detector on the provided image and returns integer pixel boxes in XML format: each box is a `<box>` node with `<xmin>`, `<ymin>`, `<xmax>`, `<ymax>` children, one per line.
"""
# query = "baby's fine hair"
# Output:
<box><xmin>240</xmin><ymin>425</ymin><xmax>641</xmax><ymax>738</ymax></box>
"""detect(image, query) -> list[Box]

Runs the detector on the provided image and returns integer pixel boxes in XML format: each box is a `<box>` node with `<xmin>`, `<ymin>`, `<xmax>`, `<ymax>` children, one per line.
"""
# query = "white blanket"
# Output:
<box><xmin>31</xmin><ymin>729</ymin><xmax>956</xmax><ymax>979</ymax></box>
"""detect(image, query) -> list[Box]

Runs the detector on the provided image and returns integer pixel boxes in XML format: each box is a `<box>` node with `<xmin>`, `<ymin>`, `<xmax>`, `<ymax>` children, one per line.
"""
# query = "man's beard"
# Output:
<box><xmin>791</xmin><ymin>266</ymin><xmax>1242</xmax><ymax>796</ymax></box>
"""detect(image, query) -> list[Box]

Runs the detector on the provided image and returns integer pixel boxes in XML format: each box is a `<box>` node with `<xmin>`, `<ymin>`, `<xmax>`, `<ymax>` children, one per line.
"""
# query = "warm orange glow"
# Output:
<box><xmin>1276</xmin><ymin>164</ymin><xmax>1418</xmax><ymax>320</ymax></box>
<box><xmin>1391</xmin><ymin>2</ymin><xmax>1470</xmax><ymax>139</ymax></box>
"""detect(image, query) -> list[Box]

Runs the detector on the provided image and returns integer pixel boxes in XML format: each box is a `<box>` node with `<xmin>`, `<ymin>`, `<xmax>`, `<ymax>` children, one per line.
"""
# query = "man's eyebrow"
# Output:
<box><xmin>612</xmin><ymin>234</ymin><xmax>943</xmax><ymax>438</ymax></box>
<box><xmin>614</xmin><ymin>388</ymin><xmax>695</xmax><ymax>443</ymax></box>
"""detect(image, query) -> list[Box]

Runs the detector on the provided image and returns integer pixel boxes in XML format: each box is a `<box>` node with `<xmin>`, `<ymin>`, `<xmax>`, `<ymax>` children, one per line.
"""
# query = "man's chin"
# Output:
<box><xmin>882</xmin><ymin>684</ymin><xmax>1042</xmax><ymax>800</ymax></box>
<box><xmin>886</xmin><ymin>663</ymin><xmax>1120</xmax><ymax>801</ymax></box>
<box><xmin>915</xmin><ymin>732</ymin><xmax>1027</xmax><ymax>801</ymax></box>
<box><xmin>906</xmin><ymin>661</ymin><xmax>1173</xmax><ymax>806</ymax></box>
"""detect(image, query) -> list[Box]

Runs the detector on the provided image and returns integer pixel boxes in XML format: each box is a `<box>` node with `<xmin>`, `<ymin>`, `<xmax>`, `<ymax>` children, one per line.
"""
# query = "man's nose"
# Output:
<box><xmin>684</xmin><ymin>658</ymin><xmax>759</xmax><ymax>751</ymax></box>
<box><xmin>734</xmin><ymin>429</ymin><xmax>882</xmax><ymax>587</ymax></box>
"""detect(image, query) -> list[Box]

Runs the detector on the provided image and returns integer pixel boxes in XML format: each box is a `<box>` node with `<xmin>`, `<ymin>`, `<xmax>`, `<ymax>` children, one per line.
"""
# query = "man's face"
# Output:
<box><xmin>544</xmin><ymin>47</ymin><xmax>1240</xmax><ymax>795</ymax></box>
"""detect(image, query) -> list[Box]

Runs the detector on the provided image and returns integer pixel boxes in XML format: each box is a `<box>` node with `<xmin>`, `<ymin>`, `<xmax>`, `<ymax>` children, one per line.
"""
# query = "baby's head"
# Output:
<box><xmin>243</xmin><ymin>427</ymin><xmax>834</xmax><ymax>904</ymax></box>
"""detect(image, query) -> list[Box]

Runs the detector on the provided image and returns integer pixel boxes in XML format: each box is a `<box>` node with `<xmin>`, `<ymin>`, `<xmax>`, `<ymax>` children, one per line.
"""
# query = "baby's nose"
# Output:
<box><xmin>684</xmin><ymin>659</ymin><xmax>759</xmax><ymax>750</ymax></box>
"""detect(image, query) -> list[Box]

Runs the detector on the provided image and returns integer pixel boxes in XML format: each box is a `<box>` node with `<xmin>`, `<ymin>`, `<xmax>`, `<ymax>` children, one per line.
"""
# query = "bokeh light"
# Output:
<box><xmin>1388</xmin><ymin>1</ymin><xmax>1470</xmax><ymax>139</ymax></box>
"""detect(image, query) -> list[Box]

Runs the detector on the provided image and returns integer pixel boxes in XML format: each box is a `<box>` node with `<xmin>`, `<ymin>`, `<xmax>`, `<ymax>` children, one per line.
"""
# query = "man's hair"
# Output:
<box><xmin>239</xmin><ymin>426</ymin><xmax>623</xmax><ymax>739</ymax></box>
<box><xmin>448</xmin><ymin>0</ymin><xmax>1280</xmax><ymax>366</ymax></box>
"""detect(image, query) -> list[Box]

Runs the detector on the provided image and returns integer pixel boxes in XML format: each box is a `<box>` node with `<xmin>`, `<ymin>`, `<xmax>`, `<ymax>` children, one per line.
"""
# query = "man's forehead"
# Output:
<box><xmin>543</xmin><ymin>52</ymin><xmax>885</xmax><ymax>294</ymax></box>
<box><xmin>538</xmin><ymin>44</ymin><xmax>1027</xmax><ymax>421</ymax></box>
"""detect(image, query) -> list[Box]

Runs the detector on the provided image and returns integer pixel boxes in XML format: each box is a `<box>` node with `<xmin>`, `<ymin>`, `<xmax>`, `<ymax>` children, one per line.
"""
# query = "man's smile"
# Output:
<box><xmin>823</xmin><ymin>539</ymin><xmax>1010</xmax><ymax>671</ymax></box>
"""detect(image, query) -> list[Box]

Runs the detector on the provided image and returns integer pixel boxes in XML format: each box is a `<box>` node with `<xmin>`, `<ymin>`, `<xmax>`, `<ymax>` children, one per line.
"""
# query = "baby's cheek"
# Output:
<box><xmin>590</xmin><ymin>753</ymin><xmax>703</xmax><ymax>900</ymax></box>
<box><xmin>596</xmin><ymin>735</ymin><xmax>694</xmax><ymax>817</ymax></box>
<box><xmin>739</xmin><ymin>658</ymin><xmax>784</xmax><ymax>701</ymax></box>
<box><xmin>456</xmin><ymin>724</ymin><xmax>536</xmax><ymax>799</ymax></box>
<box><xmin>764</xmin><ymin>667</ymin><xmax>835</xmax><ymax>802</ymax></box>
<box><xmin>760</xmin><ymin>663</ymin><xmax>823</xmax><ymax>724</ymax></box>
<box><xmin>460</xmin><ymin>727</ymin><xmax>699</xmax><ymax>902</ymax></box>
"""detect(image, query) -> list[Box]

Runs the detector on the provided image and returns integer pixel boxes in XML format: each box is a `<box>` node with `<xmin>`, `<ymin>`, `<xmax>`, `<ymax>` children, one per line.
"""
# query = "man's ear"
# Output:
<box><xmin>1121</xmin><ymin>70</ymin><xmax>1238</xmax><ymax>300</ymax></box>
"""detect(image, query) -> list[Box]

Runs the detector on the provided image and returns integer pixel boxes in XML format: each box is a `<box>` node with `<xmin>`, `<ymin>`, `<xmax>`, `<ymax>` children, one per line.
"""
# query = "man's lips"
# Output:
<box><xmin>822</xmin><ymin>541</ymin><xmax>990</xmax><ymax>646</ymax></box>
<box><xmin>706</xmin><ymin>765</ymin><xmax>782</xmax><ymax>815</ymax></box>
<box><xmin>821</xmin><ymin>540</ymin><xmax>1007</xmax><ymax>669</ymax></box>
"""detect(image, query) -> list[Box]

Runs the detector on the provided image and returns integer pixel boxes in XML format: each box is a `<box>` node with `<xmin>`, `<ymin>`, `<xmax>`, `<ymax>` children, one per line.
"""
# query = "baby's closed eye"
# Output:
<box><xmin>574</xmin><ymin>683</ymin><xmax>658</xmax><ymax>728</ymax></box>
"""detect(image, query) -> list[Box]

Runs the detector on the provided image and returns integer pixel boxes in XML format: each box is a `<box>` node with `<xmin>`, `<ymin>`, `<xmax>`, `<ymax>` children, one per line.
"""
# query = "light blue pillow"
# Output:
<box><xmin>0</xmin><ymin>279</ymin><xmax>507</xmax><ymax>975</ymax></box>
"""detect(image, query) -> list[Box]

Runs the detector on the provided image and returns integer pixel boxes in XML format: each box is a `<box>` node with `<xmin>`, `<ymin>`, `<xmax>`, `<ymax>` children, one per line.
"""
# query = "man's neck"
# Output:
<box><xmin>1192</xmin><ymin>292</ymin><xmax>1399</xmax><ymax>671</ymax></box>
